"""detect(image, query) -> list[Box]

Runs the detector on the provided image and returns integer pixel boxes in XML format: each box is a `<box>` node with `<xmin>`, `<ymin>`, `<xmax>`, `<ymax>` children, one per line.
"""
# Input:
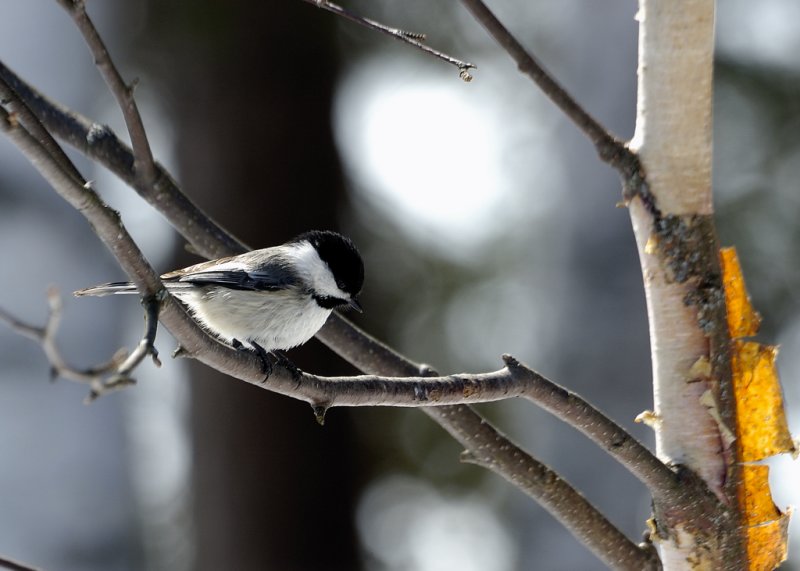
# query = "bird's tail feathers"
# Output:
<box><xmin>74</xmin><ymin>281</ymin><xmax>138</xmax><ymax>297</ymax></box>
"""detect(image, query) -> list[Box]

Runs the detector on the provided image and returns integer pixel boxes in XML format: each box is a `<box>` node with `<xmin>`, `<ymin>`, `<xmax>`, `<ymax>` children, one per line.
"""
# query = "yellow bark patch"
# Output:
<box><xmin>732</xmin><ymin>341</ymin><xmax>795</xmax><ymax>462</ymax></box>
<box><xmin>721</xmin><ymin>246</ymin><xmax>794</xmax><ymax>569</ymax></box>
<box><xmin>721</xmin><ymin>247</ymin><xmax>761</xmax><ymax>338</ymax></box>
<box><xmin>739</xmin><ymin>465</ymin><xmax>790</xmax><ymax>570</ymax></box>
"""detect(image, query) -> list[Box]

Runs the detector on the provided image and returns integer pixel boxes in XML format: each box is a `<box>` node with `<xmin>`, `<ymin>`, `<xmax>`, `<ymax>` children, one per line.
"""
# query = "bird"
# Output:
<box><xmin>75</xmin><ymin>230</ymin><xmax>364</xmax><ymax>375</ymax></box>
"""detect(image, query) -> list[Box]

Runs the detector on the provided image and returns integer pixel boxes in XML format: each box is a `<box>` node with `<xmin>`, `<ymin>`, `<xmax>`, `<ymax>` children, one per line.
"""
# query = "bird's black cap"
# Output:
<box><xmin>296</xmin><ymin>230</ymin><xmax>364</xmax><ymax>297</ymax></box>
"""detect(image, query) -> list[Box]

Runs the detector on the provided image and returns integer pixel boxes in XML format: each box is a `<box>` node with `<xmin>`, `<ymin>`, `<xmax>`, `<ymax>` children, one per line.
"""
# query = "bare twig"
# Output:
<box><xmin>106</xmin><ymin>294</ymin><xmax>162</xmax><ymax>375</ymax></box>
<box><xmin>86</xmin><ymin>293</ymin><xmax>164</xmax><ymax>402</ymax></box>
<box><xmin>457</xmin><ymin>0</ymin><xmax>639</xmax><ymax>174</ymax></box>
<box><xmin>0</xmin><ymin>288</ymin><xmax>130</xmax><ymax>400</ymax></box>
<box><xmin>302</xmin><ymin>0</ymin><xmax>476</xmax><ymax>81</ymax></box>
<box><xmin>55</xmin><ymin>0</ymin><xmax>157</xmax><ymax>187</ymax></box>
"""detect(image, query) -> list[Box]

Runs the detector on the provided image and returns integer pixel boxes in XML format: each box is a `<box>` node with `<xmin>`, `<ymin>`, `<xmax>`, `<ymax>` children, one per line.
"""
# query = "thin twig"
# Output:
<box><xmin>302</xmin><ymin>0</ymin><xmax>476</xmax><ymax>81</ymax></box>
<box><xmin>0</xmin><ymin>288</ymin><xmax>130</xmax><ymax>400</ymax></box>
<box><xmin>457</xmin><ymin>0</ymin><xmax>637</xmax><ymax>172</ymax></box>
<box><xmin>55</xmin><ymin>0</ymin><xmax>158</xmax><ymax>187</ymax></box>
<box><xmin>86</xmin><ymin>293</ymin><xmax>164</xmax><ymax>402</ymax></box>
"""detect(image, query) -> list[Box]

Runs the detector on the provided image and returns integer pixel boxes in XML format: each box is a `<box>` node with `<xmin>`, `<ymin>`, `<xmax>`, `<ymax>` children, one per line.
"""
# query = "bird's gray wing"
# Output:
<box><xmin>172</xmin><ymin>260</ymin><xmax>300</xmax><ymax>292</ymax></box>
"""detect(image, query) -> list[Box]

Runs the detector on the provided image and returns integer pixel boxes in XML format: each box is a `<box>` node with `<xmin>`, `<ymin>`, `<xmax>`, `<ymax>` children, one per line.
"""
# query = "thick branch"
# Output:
<box><xmin>302</xmin><ymin>0</ymin><xmax>476</xmax><ymax>81</ymax></box>
<box><xmin>55</xmin><ymin>0</ymin><xmax>157</xmax><ymax>187</ymax></box>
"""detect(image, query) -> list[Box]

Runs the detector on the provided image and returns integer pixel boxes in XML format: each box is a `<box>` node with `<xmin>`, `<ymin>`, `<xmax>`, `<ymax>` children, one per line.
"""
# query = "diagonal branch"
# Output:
<box><xmin>0</xmin><ymin>78</ymin><xmax>83</xmax><ymax>185</ymax></box>
<box><xmin>452</xmin><ymin>408</ymin><xmax>660</xmax><ymax>571</ymax></box>
<box><xmin>282</xmin><ymin>348</ymin><xmax>700</xmax><ymax>513</ymax></box>
<box><xmin>302</xmin><ymin>0</ymin><xmax>476</xmax><ymax>81</ymax></box>
<box><xmin>457</xmin><ymin>0</ymin><xmax>639</xmax><ymax>176</ymax></box>
<box><xmin>55</xmin><ymin>0</ymin><xmax>157</xmax><ymax>187</ymax></box>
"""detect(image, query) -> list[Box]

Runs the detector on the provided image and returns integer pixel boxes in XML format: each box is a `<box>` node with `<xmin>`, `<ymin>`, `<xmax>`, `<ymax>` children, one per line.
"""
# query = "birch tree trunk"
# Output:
<box><xmin>630</xmin><ymin>1</ymin><xmax>747</xmax><ymax>566</ymax></box>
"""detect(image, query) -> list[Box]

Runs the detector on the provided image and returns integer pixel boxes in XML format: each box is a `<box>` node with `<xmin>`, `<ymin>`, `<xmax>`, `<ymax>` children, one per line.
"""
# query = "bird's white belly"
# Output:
<box><xmin>171</xmin><ymin>287</ymin><xmax>331</xmax><ymax>350</ymax></box>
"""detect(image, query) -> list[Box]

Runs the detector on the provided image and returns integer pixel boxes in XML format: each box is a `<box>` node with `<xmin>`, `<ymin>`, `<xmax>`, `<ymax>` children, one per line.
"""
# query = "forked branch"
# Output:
<box><xmin>0</xmin><ymin>288</ymin><xmax>132</xmax><ymax>400</ymax></box>
<box><xmin>0</xmin><ymin>288</ymin><xmax>162</xmax><ymax>402</ymax></box>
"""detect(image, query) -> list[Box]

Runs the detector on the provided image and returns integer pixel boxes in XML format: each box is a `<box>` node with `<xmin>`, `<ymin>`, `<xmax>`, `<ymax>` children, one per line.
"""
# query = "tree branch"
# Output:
<box><xmin>457</xmin><ymin>0</ymin><xmax>640</xmax><ymax>175</ymax></box>
<box><xmin>55</xmin><ymin>0</ymin><xmax>158</xmax><ymax>188</ymax></box>
<box><xmin>0</xmin><ymin>287</ymin><xmax>135</xmax><ymax>400</ymax></box>
<box><xmin>0</xmin><ymin>107</ymin><xmax>162</xmax><ymax>298</ymax></box>
<box><xmin>302</xmin><ymin>0</ymin><xmax>476</xmax><ymax>81</ymax></box>
<box><xmin>0</xmin><ymin>76</ymin><xmax>83</xmax><ymax>185</ymax></box>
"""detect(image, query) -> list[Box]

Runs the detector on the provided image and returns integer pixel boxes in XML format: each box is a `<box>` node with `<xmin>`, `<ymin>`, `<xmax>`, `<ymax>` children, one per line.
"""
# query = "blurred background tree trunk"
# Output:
<box><xmin>143</xmin><ymin>3</ymin><xmax>363</xmax><ymax>569</ymax></box>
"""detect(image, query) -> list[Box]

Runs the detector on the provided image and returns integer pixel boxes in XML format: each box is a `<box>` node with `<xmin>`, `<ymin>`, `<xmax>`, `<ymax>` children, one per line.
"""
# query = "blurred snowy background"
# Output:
<box><xmin>0</xmin><ymin>1</ymin><xmax>797</xmax><ymax>570</ymax></box>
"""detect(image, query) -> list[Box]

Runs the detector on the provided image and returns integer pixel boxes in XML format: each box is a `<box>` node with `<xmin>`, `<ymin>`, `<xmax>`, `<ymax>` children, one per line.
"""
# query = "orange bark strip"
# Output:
<box><xmin>732</xmin><ymin>341</ymin><xmax>795</xmax><ymax>462</ymax></box>
<box><xmin>739</xmin><ymin>464</ymin><xmax>790</xmax><ymax>570</ymax></box>
<box><xmin>720</xmin><ymin>247</ymin><xmax>761</xmax><ymax>339</ymax></box>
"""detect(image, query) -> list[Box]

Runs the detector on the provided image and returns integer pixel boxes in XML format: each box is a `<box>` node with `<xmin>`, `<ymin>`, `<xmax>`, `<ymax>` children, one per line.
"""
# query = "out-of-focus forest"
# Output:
<box><xmin>0</xmin><ymin>2</ymin><xmax>797</xmax><ymax>570</ymax></box>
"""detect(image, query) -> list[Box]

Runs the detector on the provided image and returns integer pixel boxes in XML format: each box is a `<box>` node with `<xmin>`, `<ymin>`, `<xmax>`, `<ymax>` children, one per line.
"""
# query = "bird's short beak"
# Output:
<box><xmin>348</xmin><ymin>298</ymin><xmax>363</xmax><ymax>313</ymax></box>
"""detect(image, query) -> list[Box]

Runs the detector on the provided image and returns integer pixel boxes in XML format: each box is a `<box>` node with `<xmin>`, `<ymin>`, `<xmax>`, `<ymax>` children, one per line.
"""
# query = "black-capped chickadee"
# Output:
<box><xmin>75</xmin><ymin>230</ymin><xmax>364</xmax><ymax>372</ymax></box>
